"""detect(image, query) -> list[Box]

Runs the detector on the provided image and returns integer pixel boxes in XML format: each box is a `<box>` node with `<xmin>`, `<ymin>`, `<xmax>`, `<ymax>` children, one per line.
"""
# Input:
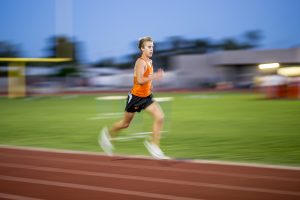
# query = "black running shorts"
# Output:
<box><xmin>125</xmin><ymin>92</ymin><xmax>154</xmax><ymax>113</ymax></box>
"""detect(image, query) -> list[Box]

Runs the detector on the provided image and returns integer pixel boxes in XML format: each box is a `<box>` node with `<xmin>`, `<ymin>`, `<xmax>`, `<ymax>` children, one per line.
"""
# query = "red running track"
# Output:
<box><xmin>0</xmin><ymin>146</ymin><xmax>299</xmax><ymax>200</ymax></box>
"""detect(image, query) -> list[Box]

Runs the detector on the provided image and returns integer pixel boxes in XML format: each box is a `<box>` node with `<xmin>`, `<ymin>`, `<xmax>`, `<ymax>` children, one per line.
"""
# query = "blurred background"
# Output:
<box><xmin>0</xmin><ymin>0</ymin><xmax>300</xmax><ymax>164</ymax></box>
<box><xmin>0</xmin><ymin>0</ymin><xmax>300</xmax><ymax>96</ymax></box>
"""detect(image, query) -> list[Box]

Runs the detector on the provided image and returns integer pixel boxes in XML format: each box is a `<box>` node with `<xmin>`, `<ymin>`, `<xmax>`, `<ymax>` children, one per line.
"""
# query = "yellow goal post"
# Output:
<box><xmin>0</xmin><ymin>57</ymin><xmax>71</xmax><ymax>98</ymax></box>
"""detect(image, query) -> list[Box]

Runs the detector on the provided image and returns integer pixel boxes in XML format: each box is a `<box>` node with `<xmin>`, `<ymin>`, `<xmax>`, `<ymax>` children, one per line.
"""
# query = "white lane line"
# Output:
<box><xmin>189</xmin><ymin>159</ymin><xmax>300</xmax><ymax>171</ymax></box>
<box><xmin>87</xmin><ymin>112</ymin><xmax>124</xmax><ymax>120</ymax></box>
<box><xmin>0</xmin><ymin>175</ymin><xmax>204</xmax><ymax>200</ymax></box>
<box><xmin>1</xmin><ymin>145</ymin><xmax>300</xmax><ymax>171</ymax></box>
<box><xmin>0</xmin><ymin>193</ymin><xmax>44</xmax><ymax>200</ymax></box>
<box><xmin>87</xmin><ymin>116</ymin><xmax>120</xmax><ymax>120</ymax></box>
<box><xmin>0</xmin><ymin>152</ymin><xmax>299</xmax><ymax>182</ymax></box>
<box><xmin>0</xmin><ymin>162</ymin><xmax>300</xmax><ymax>196</ymax></box>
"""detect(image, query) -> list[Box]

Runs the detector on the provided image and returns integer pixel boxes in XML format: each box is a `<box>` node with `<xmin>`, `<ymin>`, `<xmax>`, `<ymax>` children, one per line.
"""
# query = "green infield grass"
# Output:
<box><xmin>0</xmin><ymin>92</ymin><xmax>300</xmax><ymax>166</ymax></box>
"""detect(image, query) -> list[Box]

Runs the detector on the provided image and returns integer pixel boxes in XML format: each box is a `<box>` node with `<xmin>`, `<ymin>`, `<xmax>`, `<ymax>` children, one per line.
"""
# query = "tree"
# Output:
<box><xmin>166</xmin><ymin>36</ymin><xmax>186</xmax><ymax>52</ymax></box>
<box><xmin>46</xmin><ymin>36</ymin><xmax>79</xmax><ymax>62</ymax></box>
<box><xmin>194</xmin><ymin>38</ymin><xmax>212</xmax><ymax>53</ymax></box>
<box><xmin>0</xmin><ymin>41</ymin><xmax>21</xmax><ymax>58</ymax></box>
<box><xmin>219</xmin><ymin>38</ymin><xmax>244</xmax><ymax>50</ymax></box>
<box><xmin>45</xmin><ymin>36</ymin><xmax>81</xmax><ymax>77</ymax></box>
<box><xmin>242</xmin><ymin>30</ymin><xmax>263</xmax><ymax>48</ymax></box>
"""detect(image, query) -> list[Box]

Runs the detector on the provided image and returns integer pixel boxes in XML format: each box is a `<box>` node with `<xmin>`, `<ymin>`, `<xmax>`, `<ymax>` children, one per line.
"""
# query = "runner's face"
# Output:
<box><xmin>142</xmin><ymin>41</ymin><xmax>154</xmax><ymax>58</ymax></box>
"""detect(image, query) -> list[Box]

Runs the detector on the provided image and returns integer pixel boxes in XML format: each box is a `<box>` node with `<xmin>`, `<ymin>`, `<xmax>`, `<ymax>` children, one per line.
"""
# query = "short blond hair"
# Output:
<box><xmin>138</xmin><ymin>36</ymin><xmax>153</xmax><ymax>49</ymax></box>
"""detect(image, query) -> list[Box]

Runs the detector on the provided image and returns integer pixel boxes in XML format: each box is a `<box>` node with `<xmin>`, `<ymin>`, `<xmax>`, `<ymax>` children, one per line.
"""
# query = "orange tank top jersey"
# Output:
<box><xmin>131</xmin><ymin>57</ymin><xmax>153</xmax><ymax>97</ymax></box>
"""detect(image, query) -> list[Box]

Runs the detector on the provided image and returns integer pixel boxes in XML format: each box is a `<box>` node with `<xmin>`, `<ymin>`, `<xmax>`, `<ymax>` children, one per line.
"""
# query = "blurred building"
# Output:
<box><xmin>170</xmin><ymin>47</ymin><xmax>300</xmax><ymax>89</ymax></box>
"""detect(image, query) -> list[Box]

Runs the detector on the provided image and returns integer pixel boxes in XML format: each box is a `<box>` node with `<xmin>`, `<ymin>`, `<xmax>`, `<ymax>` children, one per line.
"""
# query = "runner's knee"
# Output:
<box><xmin>155</xmin><ymin>113</ymin><xmax>164</xmax><ymax>124</ymax></box>
<box><xmin>122</xmin><ymin>122</ymin><xmax>130</xmax><ymax>129</ymax></box>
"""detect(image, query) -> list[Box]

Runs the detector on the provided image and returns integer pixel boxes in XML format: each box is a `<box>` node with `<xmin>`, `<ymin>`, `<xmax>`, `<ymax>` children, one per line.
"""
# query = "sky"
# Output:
<box><xmin>1</xmin><ymin>0</ymin><xmax>300</xmax><ymax>63</ymax></box>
